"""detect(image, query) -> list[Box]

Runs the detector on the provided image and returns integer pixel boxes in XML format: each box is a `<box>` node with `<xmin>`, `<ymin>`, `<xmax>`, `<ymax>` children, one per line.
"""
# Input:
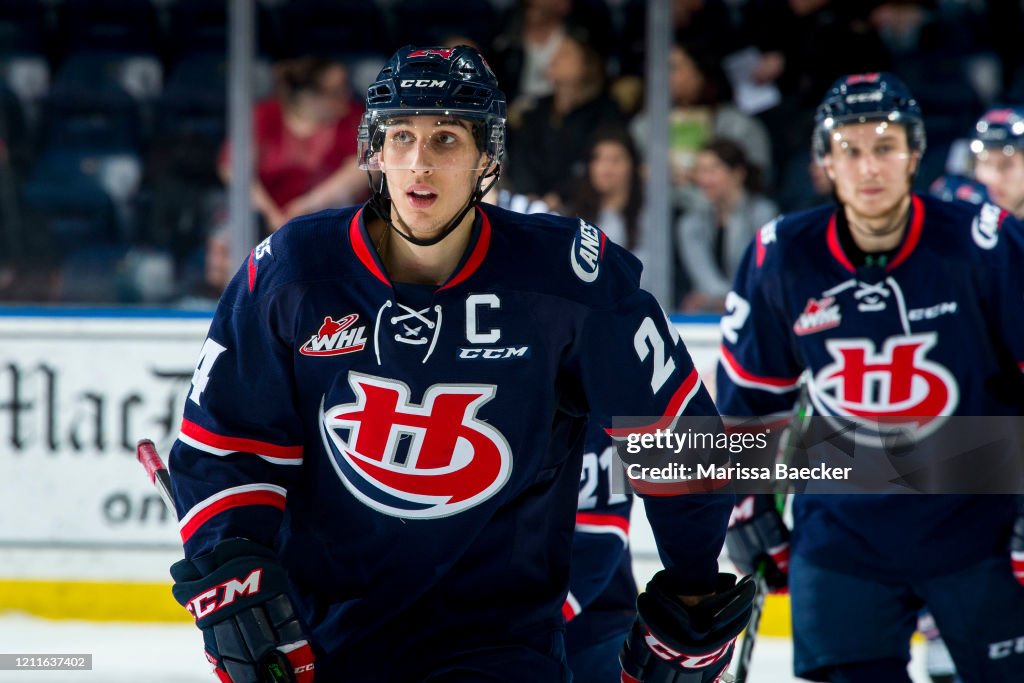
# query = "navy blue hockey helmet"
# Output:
<box><xmin>358</xmin><ymin>45</ymin><xmax>507</xmax><ymax>171</ymax></box>
<box><xmin>928</xmin><ymin>174</ymin><xmax>988</xmax><ymax>206</ymax></box>
<box><xmin>813</xmin><ymin>72</ymin><xmax>926</xmax><ymax>162</ymax></box>
<box><xmin>970</xmin><ymin>106</ymin><xmax>1024</xmax><ymax>155</ymax></box>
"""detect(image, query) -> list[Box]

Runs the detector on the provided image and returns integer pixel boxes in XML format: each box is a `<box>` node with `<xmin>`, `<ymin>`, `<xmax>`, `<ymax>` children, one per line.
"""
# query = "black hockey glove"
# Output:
<box><xmin>725</xmin><ymin>494</ymin><xmax>790</xmax><ymax>592</ymax></box>
<box><xmin>170</xmin><ymin>539</ymin><xmax>315</xmax><ymax>683</ymax></box>
<box><xmin>620</xmin><ymin>571</ymin><xmax>755</xmax><ymax>683</ymax></box>
<box><xmin>1012</xmin><ymin>498</ymin><xmax>1024</xmax><ymax>587</ymax></box>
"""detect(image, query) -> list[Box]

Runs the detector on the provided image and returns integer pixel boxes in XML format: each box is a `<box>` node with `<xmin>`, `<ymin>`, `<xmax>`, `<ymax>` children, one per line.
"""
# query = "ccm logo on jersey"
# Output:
<box><xmin>971</xmin><ymin>203</ymin><xmax>1005</xmax><ymax>249</ymax></box>
<box><xmin>793</xmin><ymin>297</ymin><xmax>841</xmax><ymax>336</ymax></box>
<box><xmin>988</xmin><ymin>636</ymin><xmax>1024</xmax><ymax>659</ymax></box>
<box><xmin>458</xmin><ymin>346</ymin><xmax>530</xmax><ymax>360</ymax></box>
<box><xmin>185</xmin><ymin>569</ymin><xmax>263</xmax><ymax>621</ymax></box>
<box><xmin>571</xmin><ymin>219</ymin><xmax>605</xmax><ymax>283</ymax></box>
<box><xmin>300</xmin><ymin>314</ymin><xmax>367</xmax><ymax>356</ymax></box>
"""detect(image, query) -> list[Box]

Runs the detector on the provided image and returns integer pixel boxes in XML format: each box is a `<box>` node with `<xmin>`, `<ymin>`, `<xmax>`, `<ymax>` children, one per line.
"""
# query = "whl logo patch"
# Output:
<box><xmin>300</xmin><ymin>314</ymin><xmax>367</xmax><ymax>357</ymax></box>
<box><xmin>320</xmin><ymin>372</ymin><xmax>512</xmax><ymax>518</ymax></box>
<box><xmin>793</xmin><ymin>297</ymin><xmax>841</xmax><ymax>336</ymax></box>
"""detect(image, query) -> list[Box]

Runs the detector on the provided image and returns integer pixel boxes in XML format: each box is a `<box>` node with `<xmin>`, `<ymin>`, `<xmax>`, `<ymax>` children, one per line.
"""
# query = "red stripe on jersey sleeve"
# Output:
<box><xmin>720</xmin><ymin>346</ymin><xmax>801</xmax><ymax>392</ymax></box>
<box><xmin>628</xmin><ymin>476</ymin><xmax>732</xmax><ymax>496</ymax></box>
<box><xmin>181</xmin><ymin>419</ymin><xmax>303</xmax><ymax>461</ymax></box>
<box><xmin>179</xmin><ymin>488</ymin><xmax>286</xmax><ymax>543</ymax></box>
<box><xmin>575</xmin><ymin>512</ymin><xmax>630</xmax><ymax>536</ymax></box>
<box><xmin>604</xmin><ymin>368</ymin><xmax>700</xmax><ymax>438</ymax></box>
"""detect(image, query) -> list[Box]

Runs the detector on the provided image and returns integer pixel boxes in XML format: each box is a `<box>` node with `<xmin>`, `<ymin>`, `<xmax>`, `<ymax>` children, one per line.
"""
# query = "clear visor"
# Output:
<box><xmin>358</xmin><ymin>109</ymin><xmax>503</xmax><ymax>171</ymax></box>
<box><xmin>970</xmin><ymin>139</ymin><xmax>1021</xmax><ymax>159</ymax></box>
<box><xmin>825</xmin><ymin>120</ymin><xmax>912</xmax><ymax>166</ymax></box>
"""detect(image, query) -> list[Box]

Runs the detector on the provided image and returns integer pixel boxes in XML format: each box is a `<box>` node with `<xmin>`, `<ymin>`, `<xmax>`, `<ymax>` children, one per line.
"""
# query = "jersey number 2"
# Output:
<box><xmin>634</xmin><ymin>317</ymin><xmax>676</xmax><ymax>393</ymax></box>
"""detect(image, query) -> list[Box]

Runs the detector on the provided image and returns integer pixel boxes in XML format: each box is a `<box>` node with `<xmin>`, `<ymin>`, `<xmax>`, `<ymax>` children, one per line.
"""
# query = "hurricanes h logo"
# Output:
<box><xmin>320</xmin><ymin>372</ymin><xmax>512</xmax><ymax>518</ymax></box>
<box><xmin>810</xmin><ymin>333</ymin><xmax>958</xmax><ymax>442</ymax></box>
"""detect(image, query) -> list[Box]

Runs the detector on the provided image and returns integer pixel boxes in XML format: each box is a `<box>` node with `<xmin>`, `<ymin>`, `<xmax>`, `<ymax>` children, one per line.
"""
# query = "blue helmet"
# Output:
<box><xmin>928</xmin><ymin>174</ymin><xmax>988</xmax><ymax>206</ymax></box>
<box><xmin>970</xmin><ymin>106</ymin><xmax>1024</xmax><ymax>155</ymax></box>
<box><xmin>358</xmin><ymin>45</ymin><xmax>507</xmax><ymax>171</ymax></box>
<box><xmin>812</xmin><ymin>72</ymin><xmax>925</xmax><ymax>161</ymax></box>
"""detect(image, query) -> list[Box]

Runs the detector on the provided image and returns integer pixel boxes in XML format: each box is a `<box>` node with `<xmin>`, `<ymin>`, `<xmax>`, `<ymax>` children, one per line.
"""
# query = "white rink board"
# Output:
<box><xmin>0</xmin><ymin>315</ymin><xmax>210</xmax><ymax>549</ymax></box>
<box><xmin>0</xmin><ymin>312</ymin><xmax>720</xmax><ymax>577</ymax></box>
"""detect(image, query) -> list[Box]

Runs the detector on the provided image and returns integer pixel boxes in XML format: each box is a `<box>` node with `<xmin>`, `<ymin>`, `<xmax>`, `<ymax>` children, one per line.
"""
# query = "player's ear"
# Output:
<box><xmin>821</xmin><ymin>156</ymin><xmax>835</xmax><ymax>182</ymax></box>
<box><xmin>478</xmin><ymin>154</ymin><xmax>499</xmax><ymax>179</ymax></box>
<box><xmin>907</xmin><ymin>151</ymin><xmax>920</xmax><ymax>177</ymax></box>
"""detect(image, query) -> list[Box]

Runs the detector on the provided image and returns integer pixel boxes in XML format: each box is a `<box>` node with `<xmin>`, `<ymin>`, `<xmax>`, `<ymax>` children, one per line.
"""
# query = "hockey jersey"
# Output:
<box><xmin>717</xmin><ymin>194</ymin><xmax>1024</xmax><ymax>581</ymax></box>
<box><xmin>563</xmin><ymin>424</ymin><xmax>637</xmax><ymax>652</ymax></box>
<box><xmin>169</xmin><ymin>203</ymin><xmax>731</xmax><ymax>679</ymax></box>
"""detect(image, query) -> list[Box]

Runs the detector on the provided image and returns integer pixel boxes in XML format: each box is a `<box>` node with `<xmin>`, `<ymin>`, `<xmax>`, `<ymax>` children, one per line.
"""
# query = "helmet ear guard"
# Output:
<box><xmin>812</xmin><ymin>72</ymin><xmax>926</xmax><ymax>163</ymax></box>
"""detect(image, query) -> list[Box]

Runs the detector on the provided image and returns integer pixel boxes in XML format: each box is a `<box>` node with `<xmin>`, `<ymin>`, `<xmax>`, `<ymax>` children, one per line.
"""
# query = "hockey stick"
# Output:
<box><xmin>731</xmin><ymin>383</ymin><xmax>811</xmax><ymax>683</ymax></box>
<box><xmin>135</xmin><ymin>439</ymin><xmax>298</xmax><ymax>683</ymax></box>
<box><xmin>137</xmin><ymin>439</ymin><xmax>175</xmax><ymax>513</ymax></box>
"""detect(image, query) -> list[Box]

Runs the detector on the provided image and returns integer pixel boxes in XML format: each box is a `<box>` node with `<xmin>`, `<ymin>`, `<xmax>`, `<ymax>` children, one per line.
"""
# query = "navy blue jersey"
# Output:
<box><xmin>564</xmin><ymin>424</ymin><xmax>637</xmax><ymax>652</ymax></box>
<box><xmin>169</xmin><ymin>203</ymin><xmax>731</xmax><ymax>677</ymax></box>
<box><xmin>717</xmin><ymin>194</ymin><xmax>1024</xmax><ymax>581</ymax></box>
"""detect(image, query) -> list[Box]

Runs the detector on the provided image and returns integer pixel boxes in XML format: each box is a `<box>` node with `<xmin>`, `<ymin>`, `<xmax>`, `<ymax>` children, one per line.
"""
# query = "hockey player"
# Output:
<box><xmin>719</xmin><ymin>72</ymin><xmax>1024</xmax><ymax>682</ymax></box>
<box><xmin>563</xmin><ymin>424</ymin><xmax>637</xmax><ymax>683</ymax></box>
<box><xmin>167</xmin><ymin>45</ymin><xmax>751</xmax><ymax>683</ymax></box>
<box><xmin>971</xmin><ymin>105</ymin><xmax>1024</xmax><ymax>219</ymax></box>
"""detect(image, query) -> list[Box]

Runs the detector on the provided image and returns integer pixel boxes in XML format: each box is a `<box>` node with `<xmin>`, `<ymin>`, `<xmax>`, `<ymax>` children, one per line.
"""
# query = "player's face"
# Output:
<box><xmin>823</xmin><ymin>121</ymin><xmax>917</xmax><ymax>222</ymax></box>
<box><xmin>974</xmin><ymin>148</ymin><xmax>1024</xmax><ymax>217</ymax></box>
<box><xmin>379</xmin><ymin>116</ymin><xmax>489</xmax><ymax>237</ymax></box>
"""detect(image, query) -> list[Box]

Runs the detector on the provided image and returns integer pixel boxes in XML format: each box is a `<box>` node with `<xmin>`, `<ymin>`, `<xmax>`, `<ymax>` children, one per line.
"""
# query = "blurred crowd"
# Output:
<box><xmin>0</xmin><ymin>0</ymin><xmax>1020</xmax><ymax>310</ymax></box>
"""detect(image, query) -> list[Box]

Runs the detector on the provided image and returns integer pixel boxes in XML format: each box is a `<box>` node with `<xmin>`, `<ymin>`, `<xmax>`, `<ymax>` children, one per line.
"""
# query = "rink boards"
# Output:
<box><xmin>0</xmin><ymin>309</ymin><xmax>791</xmax><ymax>633</ymax></box>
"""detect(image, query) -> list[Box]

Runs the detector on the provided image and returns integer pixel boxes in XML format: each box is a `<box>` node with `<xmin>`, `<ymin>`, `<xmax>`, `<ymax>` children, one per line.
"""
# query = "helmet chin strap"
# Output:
<box><xmin>367</xmin><ymin>165</ymin><xmax>501</xmax><ymax>248</ymax></box>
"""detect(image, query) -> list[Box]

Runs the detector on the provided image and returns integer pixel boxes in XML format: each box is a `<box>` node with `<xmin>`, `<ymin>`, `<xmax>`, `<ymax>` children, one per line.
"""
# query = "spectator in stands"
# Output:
<box><xmin>619</xmin><ymin>0</ymin><xmax>739</xmax><ymax>79</ymax></box>
<box><xmin>506</xmin><ymin>27</ymin><xmax>626</xmax><ymax>212</ymax></box>
<box><xmin>676</xmin><ymin>138</ymin><xmax>777</xmax><ymax>313</ymax></box>
<box><xmin>219</xmin><ymin>57</ymin><xmax>365</xmax><ymax>234</ymax></box>
<box><xmin>492</xmin><ymin>0</ymin><xmax>572</xmax><ymax>115</ymax></box>
<box><xmin>569</xmin><ymin>129</ymin><xmax>649</xmax><ymax>280</ymax></box>
<box><xmin>491</xmin><ymin>0</ymin><xmax>614</xmax><ymax>115</ymax></box>
<box><xmin>629</xmin><ymin>41</ymin><xmax>772</xmax><ymax>212</ymax></box>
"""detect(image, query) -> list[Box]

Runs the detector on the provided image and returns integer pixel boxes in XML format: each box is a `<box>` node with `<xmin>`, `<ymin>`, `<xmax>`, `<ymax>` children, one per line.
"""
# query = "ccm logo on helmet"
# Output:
<box><xmin>400</xmin><ymin>79</ymin><xmax>448</xmax><ymax>88</ymax></box>
<box><xmin>185</xmin><ymin>569</ymin><xmax>263</xmax><ymax>621</ymax></box>
<box><xmin>571</xmin><ymin>219</ymin><xmax>605</xmax><ymax>283</ymax></box>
